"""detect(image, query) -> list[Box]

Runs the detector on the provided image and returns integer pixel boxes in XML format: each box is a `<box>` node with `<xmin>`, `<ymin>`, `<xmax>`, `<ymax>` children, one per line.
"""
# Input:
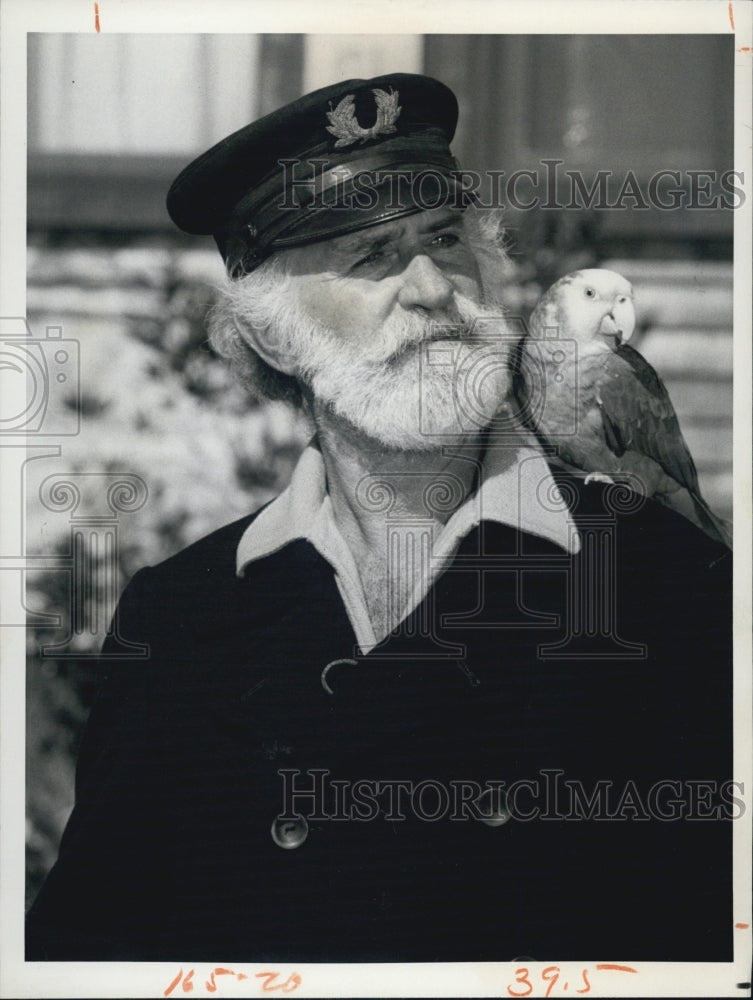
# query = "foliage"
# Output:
<box><xmin>25</xmin><ymin>248</ymin><xmax>310</xmax><ymax>909</ymax></box>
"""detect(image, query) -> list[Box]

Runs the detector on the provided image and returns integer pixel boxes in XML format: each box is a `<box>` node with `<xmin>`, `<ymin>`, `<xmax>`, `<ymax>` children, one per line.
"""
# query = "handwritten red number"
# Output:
<box><xmin>256</xmin><ymin>972</ymin><xmax>302</xmax><ymax>993</ymax></box>
<box><xmin>575</xmin><ymin>968</ymin><xmax>591</xmax><ymax>994</ymax></box>
<box><xmin>165</xmin><ymin>969</ymin><xmax>196</xmax><ymax>995</ymax></box>
<box><xmin>257</xmin><ymin>972</ymin><xmax>279</xmax><ymax>992</ymax></box>
<box><xmin>164</xmin><ymin>969</ymin><xmax>184</xmax><ymax>997</ymax></box>
<box><xmin>507</xmin><ymin>967</ymin><xmax>533</xmax><ymax>997</ymax></box>
<box><xmin>542</xmin><ymin>966</ymin><xmax>560</xmax><ymax>998</ymax></box>
<box><xmin>206</xmin><ymin>967</ymin><xmax>248</xmax><ymax>993</ymax></box>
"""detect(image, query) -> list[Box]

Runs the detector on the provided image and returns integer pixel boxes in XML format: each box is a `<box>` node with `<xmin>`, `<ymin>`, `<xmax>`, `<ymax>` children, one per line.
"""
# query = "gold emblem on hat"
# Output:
<box><xmin>326</xmin><ymin>88</ymin><xmax>401</xmax><ymax>148</ymax></box>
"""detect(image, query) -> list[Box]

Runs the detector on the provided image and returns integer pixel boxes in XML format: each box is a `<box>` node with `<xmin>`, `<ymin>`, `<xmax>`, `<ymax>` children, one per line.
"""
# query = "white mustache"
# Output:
<box><xmin>371</xmin><ymin>294</ymin><xmax>504</xmax><ymax>366</ymax></box>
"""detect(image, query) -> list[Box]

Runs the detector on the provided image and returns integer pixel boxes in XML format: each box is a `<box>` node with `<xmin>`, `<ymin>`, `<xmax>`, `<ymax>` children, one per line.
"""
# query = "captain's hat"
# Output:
<box><xmin>166</xmin><ymin>73</ymin><xmax>466</xmax><ymax>276</ymax></box>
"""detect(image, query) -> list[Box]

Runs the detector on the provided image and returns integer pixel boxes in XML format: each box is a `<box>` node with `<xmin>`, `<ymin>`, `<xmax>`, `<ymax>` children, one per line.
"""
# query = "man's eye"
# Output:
<box><xmin>431</xmin><ymin>233</ymin><xmax>460</xmax><ymax>249</ymax></box>
<box><xmin>353</xmin><ymin>249</ymin><xmax>385</xmax><ymax>268</ymax></box>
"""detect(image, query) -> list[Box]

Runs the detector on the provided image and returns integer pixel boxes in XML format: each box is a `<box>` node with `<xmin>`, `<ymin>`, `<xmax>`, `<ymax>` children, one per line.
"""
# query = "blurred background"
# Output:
<box><xmin>24</xmin><ymin>33</ymin><xmax>734</xmax><ymax>909</ymax></box>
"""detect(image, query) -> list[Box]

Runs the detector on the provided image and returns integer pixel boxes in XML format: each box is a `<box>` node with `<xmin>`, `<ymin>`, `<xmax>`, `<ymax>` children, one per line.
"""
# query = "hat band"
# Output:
<box><xmin>230</xmin><ymin>132</ymin><xmax>461</xmax><ymax>251</ymax></box>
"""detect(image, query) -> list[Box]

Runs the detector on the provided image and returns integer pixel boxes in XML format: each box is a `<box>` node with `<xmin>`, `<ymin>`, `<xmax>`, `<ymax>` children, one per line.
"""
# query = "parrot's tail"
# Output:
<box><xmin>691</xmin><ymin>494</ymin><xmax>733</xmax><ymax>550</ymax></box>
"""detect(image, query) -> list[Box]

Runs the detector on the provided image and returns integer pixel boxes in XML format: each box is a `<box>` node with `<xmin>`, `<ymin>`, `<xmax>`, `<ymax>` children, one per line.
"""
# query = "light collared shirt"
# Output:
<box><xmin>237</xmin><ymin>435</ymin><xmax>580</xmax><ymax>653</ymax></box>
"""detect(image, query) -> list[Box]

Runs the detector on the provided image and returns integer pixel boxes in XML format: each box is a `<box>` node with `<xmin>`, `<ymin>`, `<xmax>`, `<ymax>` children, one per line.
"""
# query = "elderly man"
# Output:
<box><xmin>26</xmin><ymin>74</ymin><xmax>732</xmax><ymax>963</ymax></box>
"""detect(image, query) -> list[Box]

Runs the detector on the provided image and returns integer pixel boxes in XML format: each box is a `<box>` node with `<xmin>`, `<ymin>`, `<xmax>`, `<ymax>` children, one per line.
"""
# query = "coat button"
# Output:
<box><xmin>476</xmin><ymin>786</ymin><xmax>511</xmax><ymax>827</ymax></box>
<box><xmin>271</xmin><ymin>814</ymin><xmax>309</xmax><ymax>849</ymax></box>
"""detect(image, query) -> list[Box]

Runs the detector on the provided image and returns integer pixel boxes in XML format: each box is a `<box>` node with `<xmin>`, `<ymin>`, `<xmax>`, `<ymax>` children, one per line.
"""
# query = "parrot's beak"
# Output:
<box><xmin>598</xmin><ymin>313</ymin><xmax>624</xmax><ymax>349</ymax></box>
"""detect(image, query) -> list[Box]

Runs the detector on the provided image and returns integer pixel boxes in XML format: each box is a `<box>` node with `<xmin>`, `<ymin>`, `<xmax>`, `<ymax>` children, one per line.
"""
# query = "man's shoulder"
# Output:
<box><xmin>556</xmin><ymin>470</ymin><xmax>729</xmax><ymax>555</ymax></box>
<box><xmin>146</xmin><ymin>507</ymin><xmax>265</xmax><ymax>580</ymax></box>
<box><xmin>122</xmin><ymin>499</ymin><xmax>330</xmax><ymax>621</ymax></box>
<box><xmin>106</xmin><ymin>511</ymin><xmax>257</xmax><ymax>645</ymax></box>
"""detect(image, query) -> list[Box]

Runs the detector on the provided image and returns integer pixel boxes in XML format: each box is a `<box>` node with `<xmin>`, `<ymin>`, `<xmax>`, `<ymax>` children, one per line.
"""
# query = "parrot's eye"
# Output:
<box><xmin>584</xmin><ymin>288</ymin><xmax>596</xmax><ymax>298</ymax></box>
<box><xmin>617</xmin><ymin>295</ymin><xmax>627</xmax><ymax>303</ymax></box>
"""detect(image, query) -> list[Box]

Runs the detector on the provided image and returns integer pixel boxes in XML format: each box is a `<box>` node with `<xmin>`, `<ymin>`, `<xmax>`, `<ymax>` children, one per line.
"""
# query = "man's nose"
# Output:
<box><xmin>397</xmin><ymin>254</ymin><xmax>455</xmax><ymax>312</ymax></box>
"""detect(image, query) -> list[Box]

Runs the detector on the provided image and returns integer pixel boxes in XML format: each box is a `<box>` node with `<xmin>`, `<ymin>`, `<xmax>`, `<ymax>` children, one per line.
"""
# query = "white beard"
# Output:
<box><xmin>282</xmin><ymin>294</ymin><xmax>514</xmax><ymax>451</ymax></box>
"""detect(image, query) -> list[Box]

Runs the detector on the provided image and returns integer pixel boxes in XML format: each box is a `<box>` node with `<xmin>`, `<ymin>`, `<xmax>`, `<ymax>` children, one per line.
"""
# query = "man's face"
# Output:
<box><xmin>261</xmin><ymin>208</ymin><xmax>513</xmax><ymax>449</ymax></box>
<box><xmin>287</xmin><ymin>206</ymin><xmax>484</xmax><ymax>338</ymax></box>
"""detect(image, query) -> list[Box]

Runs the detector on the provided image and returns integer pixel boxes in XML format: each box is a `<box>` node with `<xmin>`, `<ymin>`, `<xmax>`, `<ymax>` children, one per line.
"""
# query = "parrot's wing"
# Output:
<box><xmin>599</xmin><ymin>406</ymin><xmax>628</xmax><ymax>457</ymax></box>
<box><xmin>596</xmin><ymin>343</ymin><xmax>701</xmax><ymax>494</ymax></box>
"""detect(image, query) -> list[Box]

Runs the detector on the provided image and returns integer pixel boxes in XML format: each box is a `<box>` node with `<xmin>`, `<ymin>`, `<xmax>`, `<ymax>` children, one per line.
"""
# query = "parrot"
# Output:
<box><xmin>515</xmin><ymin>268</ymin><xmax>732</xmax><ymax>549</ymax></box>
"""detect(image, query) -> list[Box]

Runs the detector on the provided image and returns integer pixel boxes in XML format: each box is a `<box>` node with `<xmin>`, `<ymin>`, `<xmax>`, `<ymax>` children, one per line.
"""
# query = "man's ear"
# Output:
<box><xmin>235</xmin><ymin>321</ymin><xmax>300</xmax><ymax>377</ymax></box>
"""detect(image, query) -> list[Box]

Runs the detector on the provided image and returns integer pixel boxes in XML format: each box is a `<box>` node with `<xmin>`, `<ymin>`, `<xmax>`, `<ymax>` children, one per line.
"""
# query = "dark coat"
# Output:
<box><xmin>26</xmin><ymin>475</ymin><xmax>733</xmax><ymax>963</ymax></box>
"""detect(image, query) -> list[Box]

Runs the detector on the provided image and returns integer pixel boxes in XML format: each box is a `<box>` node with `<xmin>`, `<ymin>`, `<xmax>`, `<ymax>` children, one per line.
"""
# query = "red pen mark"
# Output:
<box><xmin>728</xmin><ymin>2</ymin><xmax>735</xmax><ymax>30</ymax></box>
<box><xmin>165</xmin><ymin>967</ymin><xmax>250</xmax><ymax>997</ymax></box>
<box><xmin>504</xmin><ymin>964</ymin><xmax>640</xmax><ymax>998</ymax></box>
<box><xmin>506</xmin><ymin>967</ymin><xmax>533</xmax><ymax>997</ymax></box>
<box><xmin>256</xmin><ymin>971</ymin><xmax>302</xmax><ymax>993</ymax></box>
<box><xmin>736</xmin><ymin>922</ymin><xmax>750</xmax><ymax>929</ymax></box>
<box><xmin>542</xmin><ymin>966</ymin><xmax>560</xmax><ymax>998</ymax></box>
<box><xmin>165</xmin><ymin>969</ymin><xmax>185</xmax><ymax>997</ymax></box>
<box><xmin>94</xmin><ymin>2</ymin><xmax>100</xmax><ymax>32</ymax></box>
<box><xmin>164</xmin><ymin>968</ymin><xmax>196</xmax><ymax>995</ymax></box>
<box><xmin>738</xmin><ymin>47</ymin><xmax>751</xmax><ymax>52</ymax></box>
<box><xmin>205</xmin><ymin>967</ymin><xmax>249</xmax><ymax>992</ymax></box>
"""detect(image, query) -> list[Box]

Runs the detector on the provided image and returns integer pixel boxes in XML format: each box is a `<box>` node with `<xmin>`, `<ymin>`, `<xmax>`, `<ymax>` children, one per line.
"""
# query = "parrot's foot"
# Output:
<box><xmin>584</xmin><ymin>472</ymin><xmax>616</xmax><ymax>486</ymax></box>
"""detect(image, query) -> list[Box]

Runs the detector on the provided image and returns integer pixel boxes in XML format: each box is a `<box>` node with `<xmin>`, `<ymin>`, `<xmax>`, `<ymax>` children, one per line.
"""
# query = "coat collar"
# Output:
<box><xmin>237</xmin><ymin>432</ymin><xmax>580</xmax><ymax>578</ymax></box>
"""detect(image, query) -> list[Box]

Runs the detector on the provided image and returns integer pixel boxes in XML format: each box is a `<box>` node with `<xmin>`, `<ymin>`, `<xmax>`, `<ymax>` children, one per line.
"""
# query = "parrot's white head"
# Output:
<box><xmin>531</xmin><ymin>268</ymin><xmax>636</xmax><ymax>353</ymax></box>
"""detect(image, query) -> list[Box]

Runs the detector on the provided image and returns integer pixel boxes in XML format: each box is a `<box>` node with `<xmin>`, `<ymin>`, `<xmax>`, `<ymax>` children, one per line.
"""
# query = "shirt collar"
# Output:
<box><xmin>237</xmin><ymin>433</ymin><xmax>580</xmax><ymax>577</ymax></box>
